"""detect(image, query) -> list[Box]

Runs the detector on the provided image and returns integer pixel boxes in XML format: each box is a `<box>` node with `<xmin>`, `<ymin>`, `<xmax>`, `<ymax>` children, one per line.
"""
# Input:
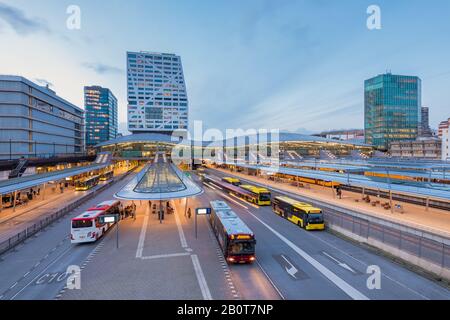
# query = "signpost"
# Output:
<box><xmin>195</xmin><ymin>207</ymin><xmax>211</xmax><ymax>239</ymax></box>
<box><xmin>99</xmin><ymin>214</ymin><xmax>120</xmax><ymax>249</ymax></box>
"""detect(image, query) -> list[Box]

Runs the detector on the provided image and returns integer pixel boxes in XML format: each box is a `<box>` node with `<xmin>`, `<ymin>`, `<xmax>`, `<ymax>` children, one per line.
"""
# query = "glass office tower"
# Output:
<box><xmin>364</xmin><ymin>73</ymin><xmax>421</xmax><ymax>150</ymax></box>
<box><xmin>84</xmin><ymin>86</ymin><xmax>118</xmax><ymax>147</ymax></box>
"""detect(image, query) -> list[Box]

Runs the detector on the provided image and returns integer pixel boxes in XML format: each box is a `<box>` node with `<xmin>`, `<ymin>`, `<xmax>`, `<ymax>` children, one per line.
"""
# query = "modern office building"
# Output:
<box><xmin>419</xmin><ymin>106</ymin><xmax>433</xmax><ymax>137</ymax></box>
<box><xmin>439</xmin><ymin>118</ymin><xmax>450</xmax><ymax>160</ymax></box>
<box><xmin>126</xmin><ymin>51</ymin><xmax>188</xmax><ymax>134</ymax></box>
<box><xmin>0</xmin><ymin>75</ymin><xmax>85</xmax><ymax>160</ymax></box>
<box><xmin>84</xmin><ymin>86</ymin><xmax>118</xmax><ymax>147</ymax></box>
<box><xmin>365</xmin><ymin>73</ymin><xmax>421</xmax><ymax>150</ymax></box>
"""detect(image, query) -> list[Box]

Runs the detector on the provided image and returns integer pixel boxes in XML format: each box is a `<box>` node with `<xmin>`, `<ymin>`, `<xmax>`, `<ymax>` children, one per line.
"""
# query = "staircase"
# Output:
<box><xmin>8</xmin><ymin>158</ymin><xmax>28</xmax><ymax>179</ymax></box>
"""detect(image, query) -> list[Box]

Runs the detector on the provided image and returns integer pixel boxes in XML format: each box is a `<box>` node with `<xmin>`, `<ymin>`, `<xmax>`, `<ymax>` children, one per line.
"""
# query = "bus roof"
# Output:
<box><xmin>88</xmin><ymin>200</ymin><xmax>121</xmax><ymax>211</ymax></box>
<box><xmin>275</xmin><ymin>196</ymin><xmax>322</xmax><ymax>213</ymax></box>
<box><xmin>240</xmin><ymin>185</ymin><xmax>270</xmax><ymax>193</ymax></box>
<box><xmin>72</xmin><ymin>210</ymin><xmax>104</xmax><ymax>221</ymax></box>
<box><xmin>223</xmin><ymin>177</ymin><xmax>240</xmax><ymax>182</ymax></box>
<box><xmin>210</xmin><ymin>201</ymin><xmax>254</xmax><ymax>237</ymax></box>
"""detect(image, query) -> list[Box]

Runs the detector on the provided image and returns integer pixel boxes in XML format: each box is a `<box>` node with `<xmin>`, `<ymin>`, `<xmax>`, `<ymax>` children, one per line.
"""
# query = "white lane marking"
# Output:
<box><xmin>203</xmin><ymin>182</ymin><xmax>218</xmax><ymax>190</ymax></box>
<box><xmin>191</xmin><ymin>254</ymin><xmax>212</xmax><ymax>300</ymax></box>
<box><xmin>304</xmin><ymin>232</ymin><xmax>431</xmax><ymax>300</ymax></box>
<box><xmin>10</xmin><ymin>246</ymin><xmax>73</xmax><ymax>300</ymax></box>
<box><xmin>141</xmin><ymin>252</ymin><xmax>191</xmax><ymax>260</ymax></box>
<box><xmin>136</xmin><ymin>206</ymin><xmax>150</xmax><ymax>259</ymax></box>
<box><xmin>229</xmin><ymin>193</ymin><xmax>259</xmax><ymax>209</ymax></box>
<box><xmin>10</xmin><ymin>283</ymin><xmax>18</xmax><ymax>289</ymax></box>
<box><xmin>219</xmin><ymin>193</ymin><xmax>248</xmax><ymax>209</ymax></box>
<box><xmin>23</xmin><ymin>272</ymin><xmax>30</xmax><ymax>277</ymax></box>
<box><xmin>322</xmin><ymin>252</ymin><xmax>356</xmax><ymax>274</ymax></box>
<box><xmin>173</xmin><ymin>202</ymin><xmax>188</xmax><ymax>248</ymax></box>
<box><xmin>256</xmin><ymin>259</ymin><xmax>285</xmax><ymax>300</ymax></box>
<box><xmin>246</xmin><ymin>210</ymin><xmax>369</xmax><ymax>300</ymax></box>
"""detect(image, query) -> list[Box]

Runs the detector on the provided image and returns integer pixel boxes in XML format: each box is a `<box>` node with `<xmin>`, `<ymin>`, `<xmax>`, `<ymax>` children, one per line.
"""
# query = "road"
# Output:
<box><xmin>203</xmin><ymin>169</ymin><xmax>450</xmax><ymax>300</ymax></box>
<box><xmin>0</xmin><ymin>171</ymin><xmax>136</xmax><ymax>300</ymax></box>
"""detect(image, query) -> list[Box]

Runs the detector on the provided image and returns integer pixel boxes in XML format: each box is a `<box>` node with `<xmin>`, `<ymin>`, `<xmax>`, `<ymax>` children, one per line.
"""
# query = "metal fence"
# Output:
<box><xmin>0</xmin><ymin>170</ymin><xmax>133</xmax><ymax>256</ymax></box>
<box><xmin>324</xmin><ymin>208</ymin><xmax>450</xmax><ymax>272</ymax></box>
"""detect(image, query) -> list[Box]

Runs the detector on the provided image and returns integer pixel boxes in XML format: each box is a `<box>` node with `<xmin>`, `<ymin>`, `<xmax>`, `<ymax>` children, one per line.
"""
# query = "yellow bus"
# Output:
<box><xmin>75</xmin><ymin>175</ymin><xmax>100</xmax><ymax>191</ymax></box>
<box><xmin>100</xmin><ymin>170</ymin><xmax>114</xmax><ymax>181</ymax></box>
<box><xmin>272</xmin><ymin>196</ymin><xmax>325</xmax><ymax>230</ymax></box>
<box><xmin>239</xmin><ymin>185</ymin><xmax>271</xmax><ymax>206</ymax></box>
<box><xmin>222</xmin><ymin>177</ymin><xmax>241</xmax><ymax>186</ymax></box>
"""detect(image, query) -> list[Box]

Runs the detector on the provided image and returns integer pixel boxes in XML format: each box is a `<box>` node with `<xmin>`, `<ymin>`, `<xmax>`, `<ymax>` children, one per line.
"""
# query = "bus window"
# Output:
<box><xmin>72</xmin><ymin>219</ymin><xmax>93</xmax><ymax>229</ymax></box>
<box><xmin>229</xmin><ymin>241</ymin><xmax>255</xmax><ymax>255</ymax></box>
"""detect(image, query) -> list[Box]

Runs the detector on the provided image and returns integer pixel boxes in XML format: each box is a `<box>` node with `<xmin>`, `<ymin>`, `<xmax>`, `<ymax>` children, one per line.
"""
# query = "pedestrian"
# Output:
<box><xmin>60</xmin><ymin>185</ymin><xmax>64</xmax><ymax>194</ymax></box>
<box><xmin>187</xmin><ymin>208</ymin><xmax>192</xmax><ymax>219</ymax></box>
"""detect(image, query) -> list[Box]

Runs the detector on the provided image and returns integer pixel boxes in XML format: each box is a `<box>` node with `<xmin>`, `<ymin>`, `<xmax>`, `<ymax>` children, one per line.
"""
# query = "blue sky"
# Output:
<box><xmin>0</xmin><ymin>0</ymin><xmax>449</xmax><ymax>134</ymax></box>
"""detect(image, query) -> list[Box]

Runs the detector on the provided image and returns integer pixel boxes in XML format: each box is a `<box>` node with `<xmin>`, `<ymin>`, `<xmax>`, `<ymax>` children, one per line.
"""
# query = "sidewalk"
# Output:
<box><xmin>61</xmin><ymin>198</ymin><xmax>235</xmax><ymax>300</ymax></box>
<box><xmin>212</xmin><ymin>168</ymin><xmax>450</xmax><ymax>237</ymax></box>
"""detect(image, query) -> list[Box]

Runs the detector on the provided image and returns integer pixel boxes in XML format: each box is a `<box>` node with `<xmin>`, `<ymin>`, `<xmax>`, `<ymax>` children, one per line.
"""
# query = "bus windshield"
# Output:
<box><xmin>259</xmin><ymin>193</ymin><xmax>271</xmax><ymax>202</ymax></box>
<box><xmin>72</xmin><ymin>219</ymin><xmax>93</xmax><ymax>229</ymax></box>
<box><xmin>308</xmin><ymin>213</ymin><xmax>324</xmax><ymax>223</ymax></box>
<box><xmin>229</xmin><ymin>241</ymin><xmax>255</xmax><ymax>255</ymax></box>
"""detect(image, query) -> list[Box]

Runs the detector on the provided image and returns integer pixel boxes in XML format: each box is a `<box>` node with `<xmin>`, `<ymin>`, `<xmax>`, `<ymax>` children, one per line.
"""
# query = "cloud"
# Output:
<box><xmin>0</xmin><ymin>3</ymin><xmax>50</xmax><ymax>35</ymax></box>
<box><xmin>82</xmin><ymin>62</ymin><xmax>124</xmax><ymax>75</ymax></box>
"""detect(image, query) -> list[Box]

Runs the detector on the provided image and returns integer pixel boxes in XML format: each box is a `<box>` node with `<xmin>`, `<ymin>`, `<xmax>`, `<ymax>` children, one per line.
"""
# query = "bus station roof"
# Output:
<box><xmin>0</xmin><ymin>153</ymin><xmax>112</xmax><ymax>195</ymax></box>
<box><xmin>114</xmin><ymin>154</ymin><xmax>203</xmax><ymax>201</ymax></box>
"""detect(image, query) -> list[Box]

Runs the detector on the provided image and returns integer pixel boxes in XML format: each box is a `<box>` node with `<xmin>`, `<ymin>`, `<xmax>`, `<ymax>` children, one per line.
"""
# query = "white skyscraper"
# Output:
<box><xmin>127</xmin><ymin>51</ymin><xmax>189</xmax><ymax>133</ymax></box>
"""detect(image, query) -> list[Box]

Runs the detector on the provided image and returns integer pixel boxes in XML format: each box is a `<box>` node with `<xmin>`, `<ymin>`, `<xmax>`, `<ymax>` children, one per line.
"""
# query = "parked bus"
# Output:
<box><xmin>239</xmin><ymin>185</ymin><xmax>271</xmax><ymax>206</ymax></box>
<box><xmin>100</xmin><ymin>170</ymin><xmax>114</xmax><ymax>181</ymax></box>
<box><xmin>222</xmin><ymin>177</ymin><xmax>241</xmax><ymax>186</ymax></box>
<box><xmin>210</xmin><ymin>200</ymin><xmax>256</xmax><ymax>264</ymax></box>
<box><xmin>75</xmin><ymin>175</ymin><xmax>100</xmax><ymax>191</ymax></box>
<box><xmin>203</xmin><ymin>175</ymin><xmax>264</xmax><ymax>206</ymax></box>
<box><xmin>272</xmin><ymin>196</ymin><xmax>325</xmax><ymax>230</ymax></box>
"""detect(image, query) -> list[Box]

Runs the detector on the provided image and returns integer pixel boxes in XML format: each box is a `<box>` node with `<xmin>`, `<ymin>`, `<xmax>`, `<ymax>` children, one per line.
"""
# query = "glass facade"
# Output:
<box><xmin>365</xmin><ymin>73</ymin><xmax>421</xmax><ymax>150</ymax></box>
<box><xmin>84</xmin><ymin>86</ymin><xmax>118</xmax><ymax>147</ymax></box>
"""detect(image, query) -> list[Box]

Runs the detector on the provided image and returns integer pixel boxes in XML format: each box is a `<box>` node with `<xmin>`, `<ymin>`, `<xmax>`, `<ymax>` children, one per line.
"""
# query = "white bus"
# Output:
<box><xmin>70</xmin><ymin>200</ymin><xmax>122</xmax><ymax>244</ymax></box>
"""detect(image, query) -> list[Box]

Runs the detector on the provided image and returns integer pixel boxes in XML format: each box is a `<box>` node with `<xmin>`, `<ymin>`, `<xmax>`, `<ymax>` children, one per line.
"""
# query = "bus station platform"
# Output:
<box><xmin>211</xmin><ymin>167</ymin><xmax>450</xmax><ymax>237</ymax></box>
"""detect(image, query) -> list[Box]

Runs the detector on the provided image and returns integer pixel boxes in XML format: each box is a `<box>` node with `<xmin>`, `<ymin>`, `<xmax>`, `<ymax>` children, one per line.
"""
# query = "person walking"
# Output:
<box><xmin>187</xmin><ymin>208</ymin><xmax>192</xmax><ymax>219</ymax></box>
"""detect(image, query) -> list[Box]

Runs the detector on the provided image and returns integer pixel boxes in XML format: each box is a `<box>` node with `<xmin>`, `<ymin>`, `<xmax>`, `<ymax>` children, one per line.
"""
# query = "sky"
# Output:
<box><xmin>0</xmin><ymin>0</ymin><xmax>449</xmax><ymax>135</ymax></box>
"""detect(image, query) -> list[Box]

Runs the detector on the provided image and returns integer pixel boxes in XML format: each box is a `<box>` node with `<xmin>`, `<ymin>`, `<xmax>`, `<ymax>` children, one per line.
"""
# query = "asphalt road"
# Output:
<box><xmin>0</xmin><ymin>172</ymin><xmax>137</xmax><ymax>300</ymax></box>
<box><xmin>203</xmin><ymin>169</ymin><xmax>450</xmax><ymax>300</ymax></box>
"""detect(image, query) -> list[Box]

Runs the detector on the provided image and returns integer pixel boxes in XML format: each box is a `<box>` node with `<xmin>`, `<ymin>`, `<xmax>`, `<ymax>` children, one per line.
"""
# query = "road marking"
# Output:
<box><xmin>203</xmin><ymin>182</ymin><xmax>219</xmax><ymax>190</ymax></box>
<box><xmin>219</xmin><ymin>193</ymin><xmax>248</xmax><ymax>209</ymax></box>
<box><xmin>23</xmin><ymin>272</ymin><xmax>30</xmax><ymax>277</ymax></box>
<box><xmin>256</xmin><ymin>259</ymin><xmax>285</xmax><ymax>300</ymax></box>
<box><xmin>10</xmin><ymin>246</ymin><xmax>73</xmax><ymax>300</ymax></box>
<box><xmin>322</xmin><ymin>252</ymin><xmax>356</xmax><ymax>274</ymax></box>
<box><xmin>281</xmin><ymin>255</ymin><xmax>299</xmax><ymax>279</ymax></box>
<box><xmin>229</xmin><ymin>193</ymin><xmax>259</xmax><ymax>209</ymax></box>
<box><xmin>141</xmin><ymin>252</ymin><xmax>191</xmax><ymax>260</ymax></box>
<box><xmin>136</xmin><ymin>206</ymin><xmax>150</xmax><ymax>259</ymax></box>
<box><xmin>173</xmin><ymin>202</ymin><xmax>188</xmax><ymax>248</ymax></box>
<box><xmin>191</xmin><ymin>254</ymin><xmax>212</xmax><ymax>300</ymax></box>
<box><xmin>246</xmin><ymin>210</ymin><xmax>369</xmax><ymax>300</ymax></box>
<box><xmin>10</xmin><ymin>283</ymin><xmax>18</xmax><ymax>289</ymax></box>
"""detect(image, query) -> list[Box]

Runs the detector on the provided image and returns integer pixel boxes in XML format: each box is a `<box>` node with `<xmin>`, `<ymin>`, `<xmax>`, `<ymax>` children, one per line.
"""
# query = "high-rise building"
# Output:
<box><xmin>126</xmin><ymin>51</ymin><xmax>188</xmax><ymax>134</ymax></box>
<box><xmin>365</xmin><ymin>73</ymin><xmax>421</xmax><ymax>150</ymax></box>
<box><xmin>84</xmin><ymin>86</ymin><xmax>118</xmax><ymax>147</ymax></box>
<box><xmin>0</xmin><ymin>75</ymin><xmax>85</xmax><ymax>160</ymax></box>
<box><xmin>419</xmin><ymin>106</ymin><xmax>432</xmax><ymax>137</ymax></box>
